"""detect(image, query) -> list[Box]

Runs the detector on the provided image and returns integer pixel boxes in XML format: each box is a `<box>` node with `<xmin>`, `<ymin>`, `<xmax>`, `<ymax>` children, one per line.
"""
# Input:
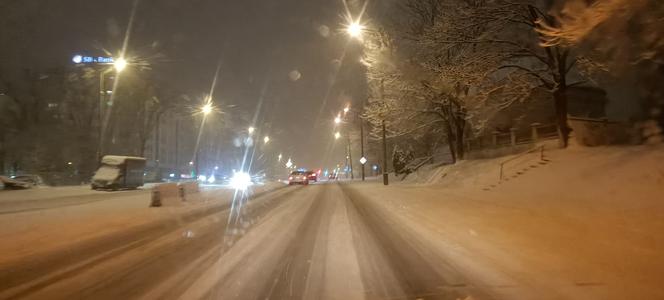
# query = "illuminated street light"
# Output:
<box><xmin>278</xmin><ymin>153</ymin><xmax>283</xmax><ymax>162</ymax></box>
<box><xmin>248</xmin><ymin>126</ymin><xmax>255</xmax><ymax>134</ymax></box>
<box><xmin>264</xmin><ymin>136</ymin><xmax>270</xmax><ymax>144</ymax></box>
<box><xmin>114</xmin><ymin>58</ymin><xmax>127</xmax><ymax>72</ymax></box>
<box><xmin>334</xmin><ymin>132</ymin><xmax>341</xmax><ymax>139</ymax></box>
<box><xmin>346</xmin><ymin>22</ymin><xmax>365</xmax><ymax>39</ymax></box>
<box><xmin>201</xmin><ymin>103</ymin><xmax>213</xmax><ymax>115</ymax></box>
<box><xmin>286</xmin><ymin>158</ymin><xmax>293</xmax><ymax>168</ymax></box>
<box><xmin>334</xmin><ymin>115</ymin><xmax>342</xmax><ymax>124</ymax></box>
<box><xmin>343</xmin><ymin>105</ymin><xmax>350</xmax><ymax>114</ymax></box>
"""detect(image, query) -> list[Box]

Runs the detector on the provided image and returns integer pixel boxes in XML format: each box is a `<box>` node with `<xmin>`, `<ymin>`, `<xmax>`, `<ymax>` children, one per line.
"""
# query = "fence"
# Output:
<box><xmin>465</xmin><ymin>123</ymin><xmax>559</xmax><ymax>153</ymax></box>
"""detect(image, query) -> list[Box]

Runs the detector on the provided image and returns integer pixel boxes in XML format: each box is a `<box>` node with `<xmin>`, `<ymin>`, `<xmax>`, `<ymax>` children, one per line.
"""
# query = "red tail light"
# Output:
<box><xmin>289</xmin><ymin>177</ymin><xmax>293</xmax><ymax>180</ymax></box>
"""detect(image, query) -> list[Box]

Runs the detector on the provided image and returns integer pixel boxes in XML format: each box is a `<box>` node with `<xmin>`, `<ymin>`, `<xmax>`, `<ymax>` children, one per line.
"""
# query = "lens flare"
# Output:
<box><xmin>229</xmin><ymin>171</ymin><xmax>252</xmax><ymax>190</ymax></box>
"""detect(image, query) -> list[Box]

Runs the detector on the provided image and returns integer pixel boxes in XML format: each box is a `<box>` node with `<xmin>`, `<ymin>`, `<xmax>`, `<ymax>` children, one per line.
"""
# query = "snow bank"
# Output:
<box><xmin>346</xmin><ymin>143</ymin><xmax>664</xmax><ymax>299</ymax></box>
<box><xmin>0</xmin><ymin>180</ymin><xmax>288</xmax><ymax>265</ymax></box>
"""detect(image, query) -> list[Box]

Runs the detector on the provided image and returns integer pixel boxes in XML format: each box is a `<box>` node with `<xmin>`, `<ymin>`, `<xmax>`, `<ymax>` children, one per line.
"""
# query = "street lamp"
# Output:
<box><xmin>97</xmin><ymin>56</ymin><xmax>128</xmax><ymax>163</ymax></box>
<box><xmin>263</xmin><ymin>136</ymin><xmax>270</xmax><ymax>144</ymax></box>
<box><xmin>346</xmin><ymin>22</ymin><xmax>365</xmax><ymax>39</ymax></box>
<box><xmin>248</xmin><ymin>126</ymin><xmax>255</xmax><ymax>135</ymax></box>
<box><xmin>114</xmin><ymin>58</ymin><xmax>127</xmax><ymax>72</ymax></box>
<box><xmin>334</xmin><ymin>132</ymin><xmax>341</xmax><ymax>139</ymax></box>
<box><xmin>336</xmin><ymin>104</ymin><xmax>366</xmax><ymax>181</ymax></box>
<box><xmin>201</xmin><ymin>103</ymin><xmax>213</xmax><ymax>115</ymax></box>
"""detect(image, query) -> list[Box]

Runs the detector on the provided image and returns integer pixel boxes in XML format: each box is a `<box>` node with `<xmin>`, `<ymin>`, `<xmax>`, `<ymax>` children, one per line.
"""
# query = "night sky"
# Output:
<box><xmin>1</xmin><ymin>0</ymin><xmax>370</xmax><ymax>169</ymax></box>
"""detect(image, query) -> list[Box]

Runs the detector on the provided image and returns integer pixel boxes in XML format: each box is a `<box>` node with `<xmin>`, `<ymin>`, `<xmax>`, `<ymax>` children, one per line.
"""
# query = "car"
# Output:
<box><xmin>288</xmin><ymin>171</ymin><xmax>309</xmax><ymax>185</ymax></box>
<box><xmin>328</xmin><ymin>173</ymin><xmax>338</xmax><ymax>180</ymax></box>
<box><xmin>0</xmin><ymin>174</ymin><xmax>44</xmax><ymax>190</ymax></box>
<box><xmin>306</xmin><ymin>171</ymin><xmax>318</xmax><ymax>182</ymax></box>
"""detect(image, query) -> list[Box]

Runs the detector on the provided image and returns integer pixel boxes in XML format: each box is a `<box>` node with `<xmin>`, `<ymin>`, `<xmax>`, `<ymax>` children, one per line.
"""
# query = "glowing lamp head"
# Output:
<box><xmin>334</xmin><ymin>116</ymin><xmax>342</xmax><ymax>124</ymax></box>
<box><xmin>334</xmin><ymin>132</ymin><xmax>341</xmax><ymax>139</ymax></box>
<box><xmin>248</xmin><ymin>126</ymin><xmax>255</xmax><ymax>134</ymax></box>
<box><xmin>201</xmin><ymin>103</ymin><xmax>213</xmax><ymax>115</ymax></box>
<box><xmin>114</xmin><ymin>58</ymin><xmax>127</xmax><ymax>72</ymax></box>
<box><xmin>343</xmin><ymin>106</ymin><xmax>350</xmax><ymax>114</ymax></box>
<box><xmin>347</xmin><ymin>22</ymin><xmax>364</xmax><ymax>38</ymax></box>
<box><xmin>263</xmin><ymin>136</ymin><xmax>270</xmax><ymax>144</ymax></box>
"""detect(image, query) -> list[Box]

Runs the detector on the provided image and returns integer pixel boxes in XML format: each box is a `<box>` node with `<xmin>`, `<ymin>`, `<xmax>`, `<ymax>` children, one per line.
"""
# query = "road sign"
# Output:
<box><xmin>72</xmin><ymin>54</ymin><xmax>115</xmax><ymax>65</ymax></box>
<box><xmin>359</xmin><ymin>157</ymin><xmax>367</xmax><ymax>165</ymax></box>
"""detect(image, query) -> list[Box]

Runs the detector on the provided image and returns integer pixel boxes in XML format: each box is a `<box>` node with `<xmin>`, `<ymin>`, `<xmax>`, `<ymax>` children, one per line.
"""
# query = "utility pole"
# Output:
<box><xmin>97</xmin><ymin>70</ymin><xmax>107</xmax><ymax>164</ymax></box>
<box><xmin>347</xmin><ymin>134</ymin><xmax>354</xmax><ymax>180</ymax></box>
<box><xmin>155</xmin><ymin>112</ymin><xmax>162</xmax><ymax>181</ymax></box>
<box><xmin>174</xmin><ymin>118</ymin><xmax>180</xmax><ymax>179</ymax></box>
<box><xmin>382</xmin><ymin>120</ymin><xmax>388</xmax><ymax>185</ymax></box>
<box><xmin>360</xmin><ymin>116</ymin><xmax>365</xmax><ymax>181</ymax></box>
<box><xmin>380</xmin><ymin>79</ymin><xmax>388</xmax><ymax>185</ymax></box>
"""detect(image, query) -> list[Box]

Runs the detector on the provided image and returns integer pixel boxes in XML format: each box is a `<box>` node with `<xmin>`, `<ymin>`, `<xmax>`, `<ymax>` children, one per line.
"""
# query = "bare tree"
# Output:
<box><xmin>413</xmin><ymin>0</ymin><xmax>579</xmax><ymax>147</ymax></box>
<box><xmin>538</xmin><ymin>0</ymin><xmax>664</xmax><ymax>136</ymax></box>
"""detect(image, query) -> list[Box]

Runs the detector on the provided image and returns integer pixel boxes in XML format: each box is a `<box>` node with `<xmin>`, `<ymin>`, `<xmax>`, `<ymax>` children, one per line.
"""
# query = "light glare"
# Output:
<box><xmin>114</xmin><ymin>58</ymin><xmax>127</xmax><ymax>72</ymax></box>
<box><xmin>202</xmin><ymin>103</ymin><xmax>213</xmax><ymax>115</ymax></box>
<box><xmin>229</xmin><ymin>171</ymin><xmax>252</xmax><ymax>190</ymax></box>
<box><xmin>347</xmin><ymin>22</ymin><xmax>364</xmax><ymax>38</ymax></box>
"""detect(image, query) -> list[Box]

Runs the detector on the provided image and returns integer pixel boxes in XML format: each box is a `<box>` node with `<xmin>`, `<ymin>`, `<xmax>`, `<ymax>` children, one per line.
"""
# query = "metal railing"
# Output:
<box><xmin>466</xmin><ymin>123</ymin><xmax>559</xmax><ymax>152</ymax></box>
<box><xmin>499</xmin><ymin>145</ymin><xmax>546</xmax><ymax>181</ymax></box>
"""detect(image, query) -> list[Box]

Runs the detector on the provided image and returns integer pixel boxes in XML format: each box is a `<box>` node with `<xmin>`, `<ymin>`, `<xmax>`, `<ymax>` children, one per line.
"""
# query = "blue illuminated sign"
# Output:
<box><xmin>72</xmin><ymin>54</ymin><xmax>115</xmax><ymax>65</ymax></box>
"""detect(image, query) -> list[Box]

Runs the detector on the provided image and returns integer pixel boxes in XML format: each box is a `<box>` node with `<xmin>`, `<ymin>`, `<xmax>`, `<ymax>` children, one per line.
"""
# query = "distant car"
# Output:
<box><xmin>0</xmin><ymin>174</ymin><xmax>43</xmax><ymax>189</ymax></box>
<box><xmin>306</xmin><ymin>171</ymin><xmax>318</xmax><ymax>182</ymax></box>
<box><xmin>328</xmin><ymin>173</ymin><xmax>338</xmax><ymax>180</ymax></box>
<box><xmin>288</xmin><ymin>171</ymin><xmax>309</xmax><ymax>185</ymax></box>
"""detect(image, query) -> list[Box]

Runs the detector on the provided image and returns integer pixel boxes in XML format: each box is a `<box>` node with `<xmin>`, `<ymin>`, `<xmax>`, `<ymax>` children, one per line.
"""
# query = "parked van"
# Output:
<box><xmin>91</xmin><ymin>155</ymin><xmax>146</xmax><ymax>190</ymax></box>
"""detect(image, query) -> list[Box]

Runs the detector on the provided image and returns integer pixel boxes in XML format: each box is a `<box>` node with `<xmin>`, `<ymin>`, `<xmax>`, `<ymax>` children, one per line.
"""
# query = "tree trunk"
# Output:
<box><xmin>0</xmin><ymin>129</ymin><xmax>5</xmax><ymax>174</ymax></box>
<box><xmin>445</xmin><ymin>121</ymin><xmax>457</xmax><ymax>163</ymax></box>
<box><xmin>553</xmin><ymin>88</ymin><xmax>570</xmax><ymax>148</ymax></box>
<box><xmin>454</xmin><ymin>118</ymin><xmax>465</xmax><ymax>160</ymax></box>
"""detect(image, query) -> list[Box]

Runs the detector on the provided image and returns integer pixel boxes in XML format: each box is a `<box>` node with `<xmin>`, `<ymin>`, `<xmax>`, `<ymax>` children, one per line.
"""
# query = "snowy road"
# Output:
<box><xmin>0</xmin><ymin>183</ymin><xmax>488</xmax><ymax>300</ymax></box>
<box><xmin>2</xmin><ymin>160</ymin><xmax>662</xmax><ymax>300</ymax></box>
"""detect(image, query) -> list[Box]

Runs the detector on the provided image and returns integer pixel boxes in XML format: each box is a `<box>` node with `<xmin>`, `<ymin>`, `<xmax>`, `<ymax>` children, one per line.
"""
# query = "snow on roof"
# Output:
<box><xmin>101</xmin><ymin>155</ymin><xmax>146</xmax><ymax>165</ymax></box>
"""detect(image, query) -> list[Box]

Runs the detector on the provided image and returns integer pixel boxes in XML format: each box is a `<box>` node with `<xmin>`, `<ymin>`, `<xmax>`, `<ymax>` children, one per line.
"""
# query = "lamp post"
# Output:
<box><xmin>336</xmin><ymin>105</ymin><xmax>366</xmax><ymax>181</ymax></box>
<box><xmin>194</xmin><ymin>102</ymin><xmax>214</xmax><ymax>178</ymax></box>
<box><xmin>97</xmin><ymin>57</ymin><xmax>127</xmax><ymax>163</ymax></box>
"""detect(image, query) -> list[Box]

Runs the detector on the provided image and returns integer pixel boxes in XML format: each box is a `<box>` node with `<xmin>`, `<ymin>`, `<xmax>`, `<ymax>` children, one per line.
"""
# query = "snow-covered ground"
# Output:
<box><xmin>343</xmin><ymin>143</ymin><xmax>664</xmax><ymax>299</ymax></box>
<box><xmin>0</xmin><ymin>181</ymin><xmax>287</xmax><ymax>265</ymax></box>
<box><xmin>1</xmin><ymin>144</ymin><xmax>661</xmax><ymax>299</ymax></box>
